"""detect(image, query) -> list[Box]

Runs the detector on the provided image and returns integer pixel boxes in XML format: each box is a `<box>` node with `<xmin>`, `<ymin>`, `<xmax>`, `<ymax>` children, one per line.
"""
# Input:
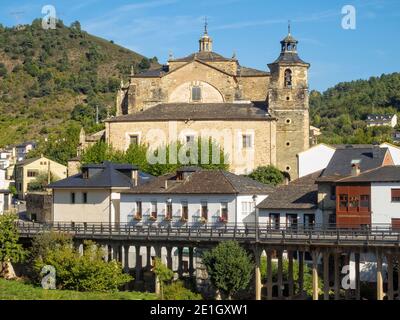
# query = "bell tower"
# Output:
<box><xmin>268</xmin><ymin>23</ymin><xmax>310</xmax><ymax>180</ymax></box>
<box><xmin>199</xmin><ymin>18</ymin><xmax>213</xmax><ymax>52</ymax></box>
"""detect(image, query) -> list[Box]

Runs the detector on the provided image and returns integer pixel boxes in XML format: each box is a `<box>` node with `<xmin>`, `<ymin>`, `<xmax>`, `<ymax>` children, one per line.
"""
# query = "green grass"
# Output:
<box><xmin>0</xmin><ymin>278</ymin><xmax>157</xmax><ymax>300</ymax></box>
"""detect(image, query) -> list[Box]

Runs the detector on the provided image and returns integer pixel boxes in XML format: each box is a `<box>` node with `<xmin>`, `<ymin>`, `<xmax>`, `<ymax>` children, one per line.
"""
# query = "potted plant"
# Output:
<box><xmin>164</xmin><ymin>216</ymin><xmax>172</xmax><ymax>222</ymax></box>
<box><xmin>219</xmin><ymin>216</ymin><xmax>228</xmax><ymax>224</ymax></box>
<box><xmin>200</xmin><ymin>217</ymin><xmax>208</xmax><ymax>224</ymax></box>
<box><xmin>148</xmin><ymin>215</ymin><xmax>157</xmax><ymax>222</ymax></box>
<box><xmin>134</xmin><ymin>214</ymin><xmax>142</xmax><ymax>221</ymax></box>
<box><xmin>180</xmin><ymin>216</ymin><xmax>188</xmax><ymax>223</ymax></box>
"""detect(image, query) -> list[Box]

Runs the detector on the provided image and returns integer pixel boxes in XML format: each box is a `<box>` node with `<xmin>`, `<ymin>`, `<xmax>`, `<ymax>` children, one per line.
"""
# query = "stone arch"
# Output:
<box><xmin>168</xmin><ymin>81</ymin><xmax>225</xmax><ymax>103</ymax></box>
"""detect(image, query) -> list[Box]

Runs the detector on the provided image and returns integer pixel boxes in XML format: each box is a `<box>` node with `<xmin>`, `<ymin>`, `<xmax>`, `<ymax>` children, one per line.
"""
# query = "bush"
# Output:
<box><xmin>33</xmin><ymin>240</ymin><xmax>132</xmax><ymax>292</ymax></box>
<box><xmin>164</xmin><ymin>281</ymin><xmax>202</xmax><ymax>300</ymax></box>
<box><xmin>248</xmin><ymin>166</ymin><xmax>284</xmax><ymax>186</ymax></box>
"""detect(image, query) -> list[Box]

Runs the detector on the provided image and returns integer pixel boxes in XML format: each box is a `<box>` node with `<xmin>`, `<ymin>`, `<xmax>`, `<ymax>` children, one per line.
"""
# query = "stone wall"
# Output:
<box><xmin>26</xmin><ymin>192</ymin><xmax>52</xmax><ymax>223</ymax></box>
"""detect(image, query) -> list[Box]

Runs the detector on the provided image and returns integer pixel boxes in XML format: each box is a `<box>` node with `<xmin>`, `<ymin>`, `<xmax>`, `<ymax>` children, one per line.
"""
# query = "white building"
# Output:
<box><xmin>120</xmin><ymin>167</ymin><xmax>273</xmax><ymax>227</ymax></box>
<box><xmin>0</xmin><ymin>169</ymin><xmax>11</xmax><ymax>214</ymax></box>
<box><xmin>297</xmin><ymin>143</ymin><xmax>336</xmax><ymax>178</ymax></box>
<box><xmin>297</xmin><ymin>143</ymin><xmax>400</xmax><ymax>178</ymax></box>
<box><xmin>257</xmin><ymin>170</ymin><xmax>322</xmax><ymax>228</ymax></box>
<box><xmin>366</xmin><ymin>114</ymin><xmax>398</xmax><ymax>128</ymax></box>
<box><xmin>48</xmin><ymin>162</ymin><xmax>152</xmax><ymax>224</ymax></box>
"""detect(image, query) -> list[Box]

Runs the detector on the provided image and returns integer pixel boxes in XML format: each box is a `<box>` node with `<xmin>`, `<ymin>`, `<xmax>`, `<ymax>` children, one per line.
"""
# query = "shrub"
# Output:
<box><xmin>33</xmin><ymin>240</ymin><xmax>132</xmax><ymax>292</ymax></box>
<box><xmin>164</xmin><ymin>281</ymin><xmax>202</xmax><ymax>300</ymax></box>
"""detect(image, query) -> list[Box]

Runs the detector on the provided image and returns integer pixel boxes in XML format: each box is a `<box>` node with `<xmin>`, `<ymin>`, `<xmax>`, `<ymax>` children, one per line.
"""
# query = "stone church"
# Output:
<box><xmin>105</xmin><ymin>25</ymin><xmax>310</xmax><ymax>179</ymax></box>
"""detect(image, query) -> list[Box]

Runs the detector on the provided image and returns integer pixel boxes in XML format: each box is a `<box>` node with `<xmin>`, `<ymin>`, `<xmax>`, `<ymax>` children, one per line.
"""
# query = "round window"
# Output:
<box><xmin>286</xmin><ymin>166</ymin><xmax>291</xmax><ymax>172</ymax></box>
<box><xmin>285</xmin><ymin>118</ymin><xmax>292</xmax><ymax>124</ymax></box>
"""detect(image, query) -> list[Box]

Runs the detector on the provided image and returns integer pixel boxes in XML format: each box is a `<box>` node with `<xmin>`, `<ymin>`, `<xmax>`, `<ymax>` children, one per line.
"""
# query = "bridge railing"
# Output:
<box><xmin>16</xmin><ymin>221</ymin><xmax>400</xmax><ymax>244</ymax></box>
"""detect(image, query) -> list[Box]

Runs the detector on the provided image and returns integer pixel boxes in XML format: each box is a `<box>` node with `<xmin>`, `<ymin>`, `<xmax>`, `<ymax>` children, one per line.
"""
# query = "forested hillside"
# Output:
<box><xmin>0</xmin><ymin>19</ymin><xmax>158</xmax><ymax>148</ymax></box>
<box><xmin>310</xmin><ymin>72</ymin><xmax>400</xmax><ymax>144</ymax></box>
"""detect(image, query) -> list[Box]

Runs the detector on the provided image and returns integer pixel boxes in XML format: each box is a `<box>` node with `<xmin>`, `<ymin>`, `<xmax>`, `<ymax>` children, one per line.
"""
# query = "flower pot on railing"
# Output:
<box><xmin>164</xmin><ymin>216</ymin><xmax>172</xmax><ymax>222</ymax></box>
<box><xmin>219</xmin><ymin>216</ymin><xmax>228</xmax><ymax>224</ymax></box>
<box><xmin>200</xmin><ymin>217</ymin><xmax>207</xmax><ymax>224</ymax></box>
<box><xmin>180</xmin><ymin>217</ymin><xmax>188</xmax><ymax>223</ymax></box>
<box><xmin>148</xmin><ymin>216</ymin><xmax>157</xmax><ymax>222</ymax></box>
<box><xmin>134</xmin><ymin>215</ymin><xmax>142</xmax><ymax>221</ymax></box>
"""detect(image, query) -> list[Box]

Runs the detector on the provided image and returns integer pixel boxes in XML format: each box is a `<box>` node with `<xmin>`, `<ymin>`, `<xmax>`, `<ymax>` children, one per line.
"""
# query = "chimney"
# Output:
<box><xmin>131</xmin><ymin>168</ymin><xmax>139</xmax><ymax>186</ymax></box>
<box><xmin>164</xmin><ymin>180</ymin><xmax>168</xmax><ymax>190</ymax></box>
<box><xmin>351</xmin><ymin>163</ymin><xmax>361</xmax><ymax>176</ymax></box>
<box><xmin>372</xmin><ymin>145</ymin><xmax>380</xmax><ymax>158</ymax></box>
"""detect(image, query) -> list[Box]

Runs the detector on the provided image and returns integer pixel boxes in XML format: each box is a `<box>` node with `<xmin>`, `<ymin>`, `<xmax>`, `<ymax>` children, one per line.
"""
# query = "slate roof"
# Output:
<box><xmin>48</xmin><ymin>162</ymin><xmax>153</xmax><ymax>189</ymax></box>
<box><xmin>271</xmin><ymin>52</ymin><xmax>309</xmax><ymax>65</ymax></box>
<box><xmin>132</xmin><ymin>54</ymin><xmax>268</xmax><ymax>78</ymax></box>
<box><xmin>337</xmin><ymin>166</ymin><xmax>400</xmax><ymax>183</ymax></box>
<box><xmin>106</xmin><ymin>102</ymin><xmax>272</xmax><ymax>122</ymax></box>
<box><xmin>257</xmin><ymin>171</ymin><xmax>321</xmax><ymax>210</ymax></box>
<box><xmin>317</xmin><ymin>147</ymin><xmax>390</xmax><ymax>182</ymax></box>
<box><xmin>238</xmin><ymin>66</ymin><xmax>269</xmax><ymax>77</ymax></box>
<box><xmin>125</xmin><ymin>168</ymin><xmax>275</xmax><ymax>195</ymax></box>
<box><xmin>366</xmin><ymin>114</ymin><xmax>396</xmax><ymax>122</ymax></box>
<box><xmin>170</xmin><ymin>51</ymin><xmax>234</xmax><ymax>62</ymax></box>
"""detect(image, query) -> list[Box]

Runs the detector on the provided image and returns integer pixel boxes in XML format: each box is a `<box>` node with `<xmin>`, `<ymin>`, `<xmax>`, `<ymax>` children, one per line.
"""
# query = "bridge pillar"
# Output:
<box><xmin>387</xmin><ymin>253</ymin><xmax>394</xmax><ymax>301</ymax></box>
<box><xmin>298</xmin><ymin>251</ymin><xmax>304</xmax><ymax>298</ymax></box>
<box><xmin>323</xmin><ymin>250</ymin><xmax>330</xmax><ymax>300</ymax></box>
<box><xmin>178</xmin><ymin>247</ymin><xmax>184</xmax><ymax>278</ymax></box>
<box><xmin>344</xmin><ymin>253</ymin><xmax>351</xmax><ymax>300</ymax></box>
<box><xmin>123</xmin><ymin>245</ymin><xmax>130</xmax><ymax>273</ymax></box>
<box><xmin>277</xmin><ymin>249</ymin><xmax>283</xmax><ymax>299</ymax></box>
<box><xmin>398</xmin><ymin>255</ymin><xmax>400</xmax><ymax>298</ymax></box>
<box><xmin>266</xmin><ymin>250</ymin><xmax>273</xmax><ymax>300</ymax></box>
<box><xmin>108</xmin><ymin>245</ymin><xmax>112</xmax><ymax>261</ymax></box>
<box><xmin>118</xmin><ymin>246</ymin><xmax>123</xmax><ymax>263</ymax></box>
<box><xmin>312</xmin><ymin>250</ymin><xmax>320</xmax><ymax>300</ymax></box>
<box><xmin>355</xmin><ymin>252</ymin><xmax>361</xmax><ymax>300</ymax></box>
<box><xmin>334</xmin><ymin>252</ymin><xmax>341</xmax><ymax>300</ymax></box>
<box><xmin>288</xmin><ymin>250</ymin><xmax>294</xmax><ymax>298</ymax></box>
<box><xmin>112</xmin><ymin>244</ymin><xmax>119</xmax><ymax>261</ymax></box>
<box><xmin>254</xmin><ymin>247</ymin><xmax>262</xmax><ymax>301</ymax></box>
<box><xmin>154</xmin><ymin>245</ymin><xmax>162</xmax><ymax>296</ymax></box>
<box><xmin>146</xmin><ymin>246</ymin><xmax>152</xmax><ymax>271</ymax></box>
<box><xmin>189</xmin><ymin>247</ymin><xmax>195</xmax><ymax>278</ymax></box>
<box><xmin>135</xmin><ymin>245</ymin><xmax>142</xmax><ymax>284</ymax></box>
<box><xmin>376</xmin><ymin>250</ymin><xmax>384</xmax><ymax>300</ymax></box>
<box><xmin>166</xmin><ymin>246</ymin><xmax>173</xmax><ymax>270</ymax></box>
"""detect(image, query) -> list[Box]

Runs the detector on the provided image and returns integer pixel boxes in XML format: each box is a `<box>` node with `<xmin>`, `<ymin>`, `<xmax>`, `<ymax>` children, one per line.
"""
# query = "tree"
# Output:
<box><xmin>248</xmin><ymin>166</ymin><xmax>284</xmax><ymax>186</ymax></box>
<box><xmin>27</xmin><ymin>171</ymin><xmax>60</xmax><ymax>192</ymax></box>
<box><xmin>153</xmin><ymin>257</ymin><xmax>174</xmax><ymax>299</ymax></box>
<box><xmin>202</xmin><ymin>241</ymin><xmax>253</xmax><ymax>299</ymax></box>
<box><xmin>0</xmin><ymin>214</ymin><xmax>27</xmax><ymax>279</ymax></box>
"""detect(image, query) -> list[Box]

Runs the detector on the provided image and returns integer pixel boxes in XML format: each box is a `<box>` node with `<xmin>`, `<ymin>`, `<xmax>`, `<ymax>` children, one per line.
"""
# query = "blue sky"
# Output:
<box><xmin>1</xmin><ymin>0</ymin><xmax>399</xmax><ymax>91</ymax></box>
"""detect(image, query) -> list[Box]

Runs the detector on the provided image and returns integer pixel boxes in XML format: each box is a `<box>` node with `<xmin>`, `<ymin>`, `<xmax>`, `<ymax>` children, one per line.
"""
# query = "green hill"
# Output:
<box><xmin>0</xmin><ymin>19</ymin><xmax>158</xmax><ymax>147</ymax></box>
<box><xmin>310</xmin><ymin>72</ymin><xmax>400</xmax><ymax>144</ymax></box>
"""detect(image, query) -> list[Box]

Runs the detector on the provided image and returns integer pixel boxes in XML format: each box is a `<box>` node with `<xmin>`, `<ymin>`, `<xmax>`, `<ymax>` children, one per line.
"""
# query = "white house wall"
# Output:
<box><xmin>53</xmin><ymin>189</ymin><xmax>111</xmax><ymax>223</ymax></box>
<box><xmin>297</xmin><ymin>144</ymin><xmax>336</xmax><ymax>178</ymax></box>
<box><xmin>380</xmin><ymin>143</ymin><xmax>400</xmax><ymax>165</ymax></box>
<box><xmin>258</xmin><ymin>209</ymin><xmax>323</xmax><ymax>226</ymax></box>
<box><xmin>371</xmin><ymin>182</ymin><xmax>400</xmax><ymax>225</ymax></box>
<box><xmin>120</xmin><ymin>194</ymin><xmax>269</xmax><ymax>225</ymax></box>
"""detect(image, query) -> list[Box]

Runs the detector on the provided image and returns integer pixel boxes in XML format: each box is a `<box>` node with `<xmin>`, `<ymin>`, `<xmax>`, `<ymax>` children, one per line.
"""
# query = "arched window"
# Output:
<box><xmin>284</xmin><ymin>69</ymin><xmax>292</xmax><ymax>88</ymax></box>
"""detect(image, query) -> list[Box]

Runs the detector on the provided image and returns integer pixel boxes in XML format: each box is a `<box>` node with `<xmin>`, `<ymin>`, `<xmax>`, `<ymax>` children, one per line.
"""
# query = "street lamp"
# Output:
<box><xmin>253</xmin><ymin>194</ymin><xmax>258</xmax><ymax>242</ymax></box>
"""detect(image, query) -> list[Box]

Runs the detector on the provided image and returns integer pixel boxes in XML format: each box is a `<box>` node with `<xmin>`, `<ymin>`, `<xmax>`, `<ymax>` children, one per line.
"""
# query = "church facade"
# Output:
<box><xmin>105</xmin><ymin>26</ymin><xmax>310</xmax><ymax>179</ymax></box>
